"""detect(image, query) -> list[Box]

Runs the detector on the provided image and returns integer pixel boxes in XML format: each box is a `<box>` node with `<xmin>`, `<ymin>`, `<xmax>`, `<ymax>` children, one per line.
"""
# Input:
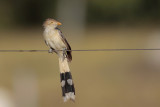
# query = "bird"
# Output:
<box><xmin>43</xmin><ymin>18</ymin><xmax>75</xmax><ymax>102</ymax></box>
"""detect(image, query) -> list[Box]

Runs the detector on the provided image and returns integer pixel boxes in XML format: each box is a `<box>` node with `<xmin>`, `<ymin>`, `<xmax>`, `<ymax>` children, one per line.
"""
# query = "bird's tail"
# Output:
<box><xmin>59</xmin><ymin>58</ymin><xmax>75</xmax><ymax>102</ymax></box>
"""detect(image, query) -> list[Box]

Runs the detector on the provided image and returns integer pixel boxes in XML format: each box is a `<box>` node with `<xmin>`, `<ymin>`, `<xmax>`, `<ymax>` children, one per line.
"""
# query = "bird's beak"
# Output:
<box><xmin>57</xmin><ymin>22</ymin><xmax>62</xmax><ymax>25</ymax></box>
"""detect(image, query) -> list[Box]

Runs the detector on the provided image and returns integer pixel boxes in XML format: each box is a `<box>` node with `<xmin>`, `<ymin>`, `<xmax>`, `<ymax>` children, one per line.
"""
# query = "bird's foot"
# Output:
<box><xmin>63</xmin><ymin>48</ymin><xmax>67</xmax><ymax>58</ymax></box>
<box><xmin>48</xmin><ymin>48</ymin><xmax>54</xmax><ymax>53</ymax></box>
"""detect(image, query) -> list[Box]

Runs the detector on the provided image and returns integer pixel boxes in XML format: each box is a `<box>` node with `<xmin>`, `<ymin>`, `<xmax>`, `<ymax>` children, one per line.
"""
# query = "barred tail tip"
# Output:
<box><xmin>60</xmin><ymin>72</ymin><xmax>75</xmax><ymax>102</ymax></box>
<box><xmin>63</xmin><ymin>92</ymin><xmax>75</xmax><ymax>102</ymax></box>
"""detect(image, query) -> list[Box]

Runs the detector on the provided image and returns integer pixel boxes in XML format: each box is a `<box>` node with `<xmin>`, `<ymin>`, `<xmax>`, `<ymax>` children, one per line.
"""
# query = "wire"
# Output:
<box><xmin>0</xmin><ymin>49</ymin><xmax>160</xmax><ymax>52</ymax></box>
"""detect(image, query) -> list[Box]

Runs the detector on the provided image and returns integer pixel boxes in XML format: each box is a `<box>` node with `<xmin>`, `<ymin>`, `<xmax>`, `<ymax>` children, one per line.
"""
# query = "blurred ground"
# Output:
<box><xmin>0</xmin><ymin>26</ymin><xmax>160</xmax><ymax>107</ymax></box>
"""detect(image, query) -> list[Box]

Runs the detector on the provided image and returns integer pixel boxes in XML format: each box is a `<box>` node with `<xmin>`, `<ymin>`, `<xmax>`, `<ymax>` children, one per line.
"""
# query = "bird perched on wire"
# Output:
<box><xmin>43</xmin><ymin>18</ymin><xmax>75</xmax><ymax>102</ymax></box>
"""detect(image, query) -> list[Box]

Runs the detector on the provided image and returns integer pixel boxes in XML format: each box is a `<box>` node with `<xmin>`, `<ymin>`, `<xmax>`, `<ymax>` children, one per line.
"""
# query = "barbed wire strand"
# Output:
<box><xmin>0</xmin><ymin>49</ymin><xmax>160</xmax><ymax>52</ymax></box>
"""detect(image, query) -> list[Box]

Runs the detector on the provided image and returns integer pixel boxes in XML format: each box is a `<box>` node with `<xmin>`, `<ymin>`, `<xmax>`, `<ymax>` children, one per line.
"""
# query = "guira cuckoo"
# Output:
<box><xmin>43</xmin><ymin>18</ymin><xmax>75</xmax><ymax>102</ymax></box>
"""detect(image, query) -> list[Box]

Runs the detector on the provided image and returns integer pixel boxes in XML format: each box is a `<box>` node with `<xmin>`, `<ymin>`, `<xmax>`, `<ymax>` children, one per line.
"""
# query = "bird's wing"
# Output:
<box><xmin>56</xmin><ymin>28</ymin><xmax>72</xmax><ymax>62</ymax></box>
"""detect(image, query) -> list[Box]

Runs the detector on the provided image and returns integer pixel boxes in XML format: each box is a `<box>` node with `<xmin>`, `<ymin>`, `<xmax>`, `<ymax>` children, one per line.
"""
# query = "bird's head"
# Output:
<box><xmin>43</xmin><ymin>18</ymin><xmax>62</xmax><ymax>28</ymax></box>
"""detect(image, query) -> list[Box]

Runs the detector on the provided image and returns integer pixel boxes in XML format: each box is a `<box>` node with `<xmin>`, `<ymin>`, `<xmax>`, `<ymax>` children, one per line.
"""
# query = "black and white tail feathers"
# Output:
<box><xmin>60</xmin><ymin>72</ymin><xmax>75</xmax><ymax>102</ymax></box>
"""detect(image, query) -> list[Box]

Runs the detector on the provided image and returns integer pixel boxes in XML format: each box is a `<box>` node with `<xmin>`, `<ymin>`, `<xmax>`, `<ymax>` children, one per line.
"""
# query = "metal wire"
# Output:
<box><xmin>0</xmin><ymin>49</ymin><xmax>160</xmax><ymax>52</ymax></box>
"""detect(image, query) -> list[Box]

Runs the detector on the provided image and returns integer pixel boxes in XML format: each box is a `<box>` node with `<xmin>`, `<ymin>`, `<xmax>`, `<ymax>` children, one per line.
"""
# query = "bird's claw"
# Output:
<box><xmin>63</xmin><ymin>48</ymin><xmax>67</xmax><ymax>58</ymax></box>
<box><xmin>48</xmin><ymin>48</ymin><xmax>54</xmax><ymax>53</ymax></box>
